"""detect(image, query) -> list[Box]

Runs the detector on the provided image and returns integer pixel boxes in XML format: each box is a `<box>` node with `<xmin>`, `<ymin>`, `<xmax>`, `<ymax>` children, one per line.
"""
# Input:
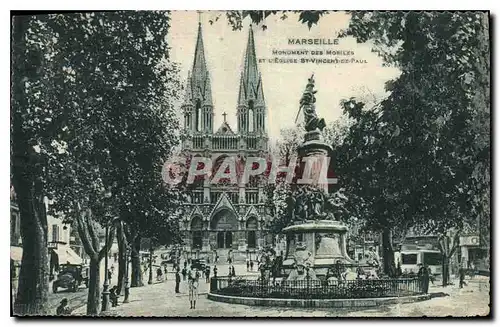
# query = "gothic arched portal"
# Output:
<box><xmin>246</xmin><ymin>217</ymin><xmax>258</xmax><ymax>249</ymax></box>
<box><xmin>211</xmin><ymin>208</ymin><xmax>238</xmax><ymax>249</ymax></box>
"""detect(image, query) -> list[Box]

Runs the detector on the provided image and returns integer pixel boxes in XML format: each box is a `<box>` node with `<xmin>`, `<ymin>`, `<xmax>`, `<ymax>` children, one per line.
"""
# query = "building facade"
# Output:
<box><xmin>179</xmin><ymin>23</ymin><xmax>272</xmax><ymax>262</ymax></box>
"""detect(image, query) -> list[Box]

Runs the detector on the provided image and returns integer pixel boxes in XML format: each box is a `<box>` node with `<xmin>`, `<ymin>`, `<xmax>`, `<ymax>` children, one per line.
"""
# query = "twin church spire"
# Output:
<box><xmin>237</xmin><ymin>25</ymin><xmax>266</xmax><ymax>133</ymax></box>
<box><xmin>182</xmin><ymin>23</ymin><xmax>266</xmax><ymax>135</ymax></box>
<box><xmin>182</xmin><ymin>22</ymin><xmax>213</xmax><ymax>133</ymax></box>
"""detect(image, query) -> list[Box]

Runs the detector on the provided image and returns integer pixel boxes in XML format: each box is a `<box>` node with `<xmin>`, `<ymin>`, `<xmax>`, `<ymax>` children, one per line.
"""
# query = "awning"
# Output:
<box><xmin>53</xmin><ymin>246</ymin><xmax>83</xmax><ymax>265</ymax></box>
<box><xmin>10</xmin><ymin>246</ymin><xmax>23</xmax><ymax>262</ymax></box>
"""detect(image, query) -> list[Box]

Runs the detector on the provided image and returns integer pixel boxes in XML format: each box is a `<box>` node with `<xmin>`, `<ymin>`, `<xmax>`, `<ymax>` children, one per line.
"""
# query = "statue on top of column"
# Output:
<box><xmin>297</xmin><ymin>74</ymin><xmax>326</xmax><ymax>132</ymax></box>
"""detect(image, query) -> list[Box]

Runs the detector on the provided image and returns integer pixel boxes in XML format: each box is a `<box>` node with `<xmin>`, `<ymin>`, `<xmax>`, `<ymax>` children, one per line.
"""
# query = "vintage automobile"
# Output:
<box><xmin>52</xmin><ymin>264</ymin><xmax>89</xmax><ymax>293</ymax></box>
<box><xmin>190</xmin><ymin>259</ymin><xmax>206</xmax><ymax>271</ymax></box>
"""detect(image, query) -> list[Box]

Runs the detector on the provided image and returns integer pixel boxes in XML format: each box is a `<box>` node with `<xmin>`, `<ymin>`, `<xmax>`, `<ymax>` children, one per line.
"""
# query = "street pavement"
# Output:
<box><xmin>72</xmin><ymin>263</ymin><xmax>490</xmax><ymax>317</ymax></box>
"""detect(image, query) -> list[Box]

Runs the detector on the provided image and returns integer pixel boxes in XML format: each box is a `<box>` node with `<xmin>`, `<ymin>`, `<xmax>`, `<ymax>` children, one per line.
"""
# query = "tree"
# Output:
<box><xmin>11</xmin><ymin>11</ymin><xmax>183</xmax><ymax>314</ymax></box>
<box><xmin>338</xmin><ymin>12</ymin><xmax>490</xmax><ymax>278</ymax></box>
<box><xmin>11</xmin><ymin>14</ymin><xmax>58</xmax><ymax>315</ymax></box>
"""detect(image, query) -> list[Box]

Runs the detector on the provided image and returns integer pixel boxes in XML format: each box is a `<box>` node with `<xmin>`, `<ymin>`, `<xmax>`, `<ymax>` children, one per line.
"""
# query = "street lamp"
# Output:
<box><xmin>101</xmin><ymin>222</ymin><xmax>110</xmax><ymax>312</ymax></box>
<box><xmin>101</xmin><ymin>198</ymin><xmax>114</xmax><ymax>313</ymax></box>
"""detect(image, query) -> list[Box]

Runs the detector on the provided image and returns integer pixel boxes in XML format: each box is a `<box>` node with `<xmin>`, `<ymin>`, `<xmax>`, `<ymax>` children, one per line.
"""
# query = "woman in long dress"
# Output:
<box><xmin>188</xmin><ymin>269</ymin><xmax>200</xmax><ymax>309</ymax></box>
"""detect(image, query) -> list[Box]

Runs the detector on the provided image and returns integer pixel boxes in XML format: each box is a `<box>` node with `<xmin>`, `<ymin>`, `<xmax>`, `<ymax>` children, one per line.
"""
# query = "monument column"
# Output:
<box><xmin>281</xmin><ymin>75</ymin><xmax>354</xmax><ymax>278</ymax></box>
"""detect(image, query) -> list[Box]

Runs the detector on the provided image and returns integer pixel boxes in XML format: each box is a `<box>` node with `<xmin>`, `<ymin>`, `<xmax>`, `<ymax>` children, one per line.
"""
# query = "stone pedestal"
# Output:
<box><xmin>297</xmin><ymin>131</ymin><xmax>334</xmax><ymax>193</ymax></box>
<box><xmin>282</xmin><ymin>220</ymin><xmax>356</xmax><ymax>277</ymax></box>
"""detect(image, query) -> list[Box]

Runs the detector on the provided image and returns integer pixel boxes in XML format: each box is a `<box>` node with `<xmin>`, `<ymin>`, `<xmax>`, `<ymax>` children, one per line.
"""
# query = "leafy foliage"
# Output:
<box><xmin>340</xmin><ymin>12</ymin><xmax>490</xmax><ymax>236</ymax></box>
<box><xmin>223</xmin><ymin>10</ymin><xmax>328</xmax><ymax>30</ymax></box>
<box><xmin>12</xmin><ymin>11</ymin><xmax>185</xmax><ymax>313</ymax></box>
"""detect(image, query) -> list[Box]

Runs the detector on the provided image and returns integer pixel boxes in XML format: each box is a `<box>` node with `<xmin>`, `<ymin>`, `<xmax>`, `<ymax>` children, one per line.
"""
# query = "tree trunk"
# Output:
<box><xmin>130</xmin><ymin>235</ymin><xmax>143</xmax><ymax>287</ymax></box>
<box><xmin>441</xmin><ymin>254</ymin><xmax>451</xmax><ymax>287</ymax></box>
<box><xmin>382</xmin><ymin>228</ymin><xmax>395</xmax><ymax>277</ymax></box>
<box><xmin>116</xmin><ymin>222</ymin><xmax>126</xmax><ymax>294</ymax></box>
<box><xmin>11</xmin><ymin>14</ymin><xmax>50</xmax><ymax>317</ymax></box>
<box><xmin>12</xmin><ymin>178</ymin><xmax>49</xmax><ymax>315</ymax></box>
<box><xmin>117</xmin><ymin>250</ymin><xmax>126</xmax><ymax>294</ymax></box>
<box><xmin>438</xmin><ymin>230</ymin><xmax>460</xmax><ymax>287</ymax></box>
<box><xmin>75</xmin><ymin>207</ymin><xmax>117</xmax><ymax>315</ymax></box>
<box><xmin>86</xmin><ymin>256</ymin><xmax>101</xmax><ymax>315</ymax></box>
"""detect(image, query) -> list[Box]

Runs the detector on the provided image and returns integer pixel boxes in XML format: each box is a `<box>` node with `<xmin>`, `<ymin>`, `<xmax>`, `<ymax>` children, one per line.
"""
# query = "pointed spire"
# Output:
<box><xmin>237</xmin><ymin>75</ymin><xmax>246</xmax><ymax>106</ymax></box>
<box><xmin>237</xmin><ymin>25</ymin><xmax>266</xmax><ymax>134</ymax></box>
<box><xmin>183</xmin><ymin>21</ymin><xmax>214</xmax><ymax>134</ymax></box>
<box><xmin>183</xmin><ymin>71</ymin><xmax>193</xmax><ymax>105</ymax></box>
<box><xmin>256</xmin><ymin>73</ymin><xmax>265</xmax><ymax>106</ymax></box>
<box><xmin>238</xmin><ymin>25</ymin><xmax>264</xmax><ymax>105</ymax></box>
<box><xmin>192</xmin><ymin>22</ymin><xmax>207</xmax><ymax>81</ymax></box>
<box><xmin>203</xmin><ymin>72</ymin><xmax>213</xmax><ymax>106</ymax></box>
<box><xmin>243</xmin><ymin>25</ymin><xmax>259</xmax><ymax>93</ymax></box>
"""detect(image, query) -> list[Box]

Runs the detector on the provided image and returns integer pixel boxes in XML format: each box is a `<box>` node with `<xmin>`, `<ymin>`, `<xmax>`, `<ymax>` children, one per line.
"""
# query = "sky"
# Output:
<box><xmin>168</xmin><ymin>11</ymin><xmax>400</xmax><ymax>141</ymax></box>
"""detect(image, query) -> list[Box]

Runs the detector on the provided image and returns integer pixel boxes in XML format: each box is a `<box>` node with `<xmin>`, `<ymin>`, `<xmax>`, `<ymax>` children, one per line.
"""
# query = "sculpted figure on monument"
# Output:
<box><xmin>294</xmin><ymin>188</ymin><xmax>308</xmax><ymax>222</ymax></box>
<box><xmin>285</xmin><ymin>191</ymin><xmax>296</xmax><ymax>222</ymax></box>
<box><xmin>311</xmin><ymin>189</ymin><xmax>325</xmax><ymax>218</ymax></box>
<box><xmin>299</xmin><ymin>74</ymin><xmax>326</xmax><ymax>132</ymax></box>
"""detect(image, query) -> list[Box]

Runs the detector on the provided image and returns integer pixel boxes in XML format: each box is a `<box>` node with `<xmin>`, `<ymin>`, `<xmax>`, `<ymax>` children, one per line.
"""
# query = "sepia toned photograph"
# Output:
<box><xmin>10</xmin><ymin>10</ymin><xmax>490</xmax><ymax>318</ymax></box>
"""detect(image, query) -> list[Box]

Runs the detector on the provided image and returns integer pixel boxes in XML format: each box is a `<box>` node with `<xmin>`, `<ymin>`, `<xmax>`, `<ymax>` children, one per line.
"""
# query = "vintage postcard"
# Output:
<box><xmin>11</xmin><ymin>10</ymin><xmax>490</xmax><ymax>318</ymax></box>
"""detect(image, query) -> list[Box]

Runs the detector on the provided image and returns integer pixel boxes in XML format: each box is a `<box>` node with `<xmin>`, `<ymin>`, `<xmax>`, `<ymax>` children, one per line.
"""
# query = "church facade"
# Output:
<box><xmin>178</xmin><ymin>23</ymin><xmax>272</xmax><ymax>263</ymax></box>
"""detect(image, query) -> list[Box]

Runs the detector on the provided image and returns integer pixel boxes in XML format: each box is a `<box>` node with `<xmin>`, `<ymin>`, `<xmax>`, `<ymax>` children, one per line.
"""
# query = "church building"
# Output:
<box><xmin>178</xmin><ymin>23</ymin><xmax>272</xmax><ymax>263</ymax></box>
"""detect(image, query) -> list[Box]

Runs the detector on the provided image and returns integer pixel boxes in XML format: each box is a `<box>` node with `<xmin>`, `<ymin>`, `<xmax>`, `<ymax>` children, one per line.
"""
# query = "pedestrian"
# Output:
<box><xmin>175</xmin><ymin>270</ymin><xmax>181</xmax><ymax>293</ymax></box>
<box><xmin>107</xmin><ymin>268</ymin><xmax>112</xmax><ymax>281</ymax></box>
<box><xmin>110</xmin><ymin>286</ymin><xmax>119</xmax><ymax>307</ymax></box>
<box><xmin>231</xmin><ymin>265</ymin><xmax>236</xmax><ymax>277</ymax></box>
<box><xmin>459</xmin><ymin>266</ymin><xmax>467</xmax><ymax>288</ymax></box>
<box><xmin>164</xmin><ymin>265</ymin><xmax>168</xmax><ymax>280</ymax></box>
<box><xmin>156</xmin><ymin>267</ymin><xmax>163</xmax><ymax>282</ymax></box>
<box><xmin>250</xmin><ymin>260</ymin><xmax>254</xmax><ymax>271</ymax></box>
<box><xmin>213</xmin><ymin>265</ymin><xmax>218</xmax><ymax>278</ymax></box>
<box><xmin>417</xmin><ymin>263</ymin><xmax>430</xmax><ymax>294</ymax></box>
<box><xmin>182</xmin><ymin>267</ymin><xmax>187</xmax><ymax>281</ymax></box>
<box><xmin>56</xmin><ymin>298</ymin><xmax>72</xmax><ymax>315</ymax></box>
<box><xmin>188</xmin><ymin>268</ymin><xmax>200</xmax><ymax>309</ymax></box>
<box><xmin>246</xmin><ymin>260</ymin><xmax>250</xmax><ymax>272</ymax></box>
<box><xmin>205</xmin><ymin>265</ymin><xmax>210</xmax><ymax>283</ymax></box>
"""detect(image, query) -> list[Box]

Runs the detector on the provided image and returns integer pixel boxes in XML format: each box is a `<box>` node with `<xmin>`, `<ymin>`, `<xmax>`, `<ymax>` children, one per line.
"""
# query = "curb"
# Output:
<box><xmin>207</xmin><ymin>293</ymin><xmax>431</xmax><ymax>308</ymax></box>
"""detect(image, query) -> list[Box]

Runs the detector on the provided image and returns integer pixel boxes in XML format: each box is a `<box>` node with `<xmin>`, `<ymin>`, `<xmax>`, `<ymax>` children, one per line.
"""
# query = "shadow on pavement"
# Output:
<box><xmin>429</xmin><ymin>292</ymin><xmax>450</xmax><ymax>299</ymax></box>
